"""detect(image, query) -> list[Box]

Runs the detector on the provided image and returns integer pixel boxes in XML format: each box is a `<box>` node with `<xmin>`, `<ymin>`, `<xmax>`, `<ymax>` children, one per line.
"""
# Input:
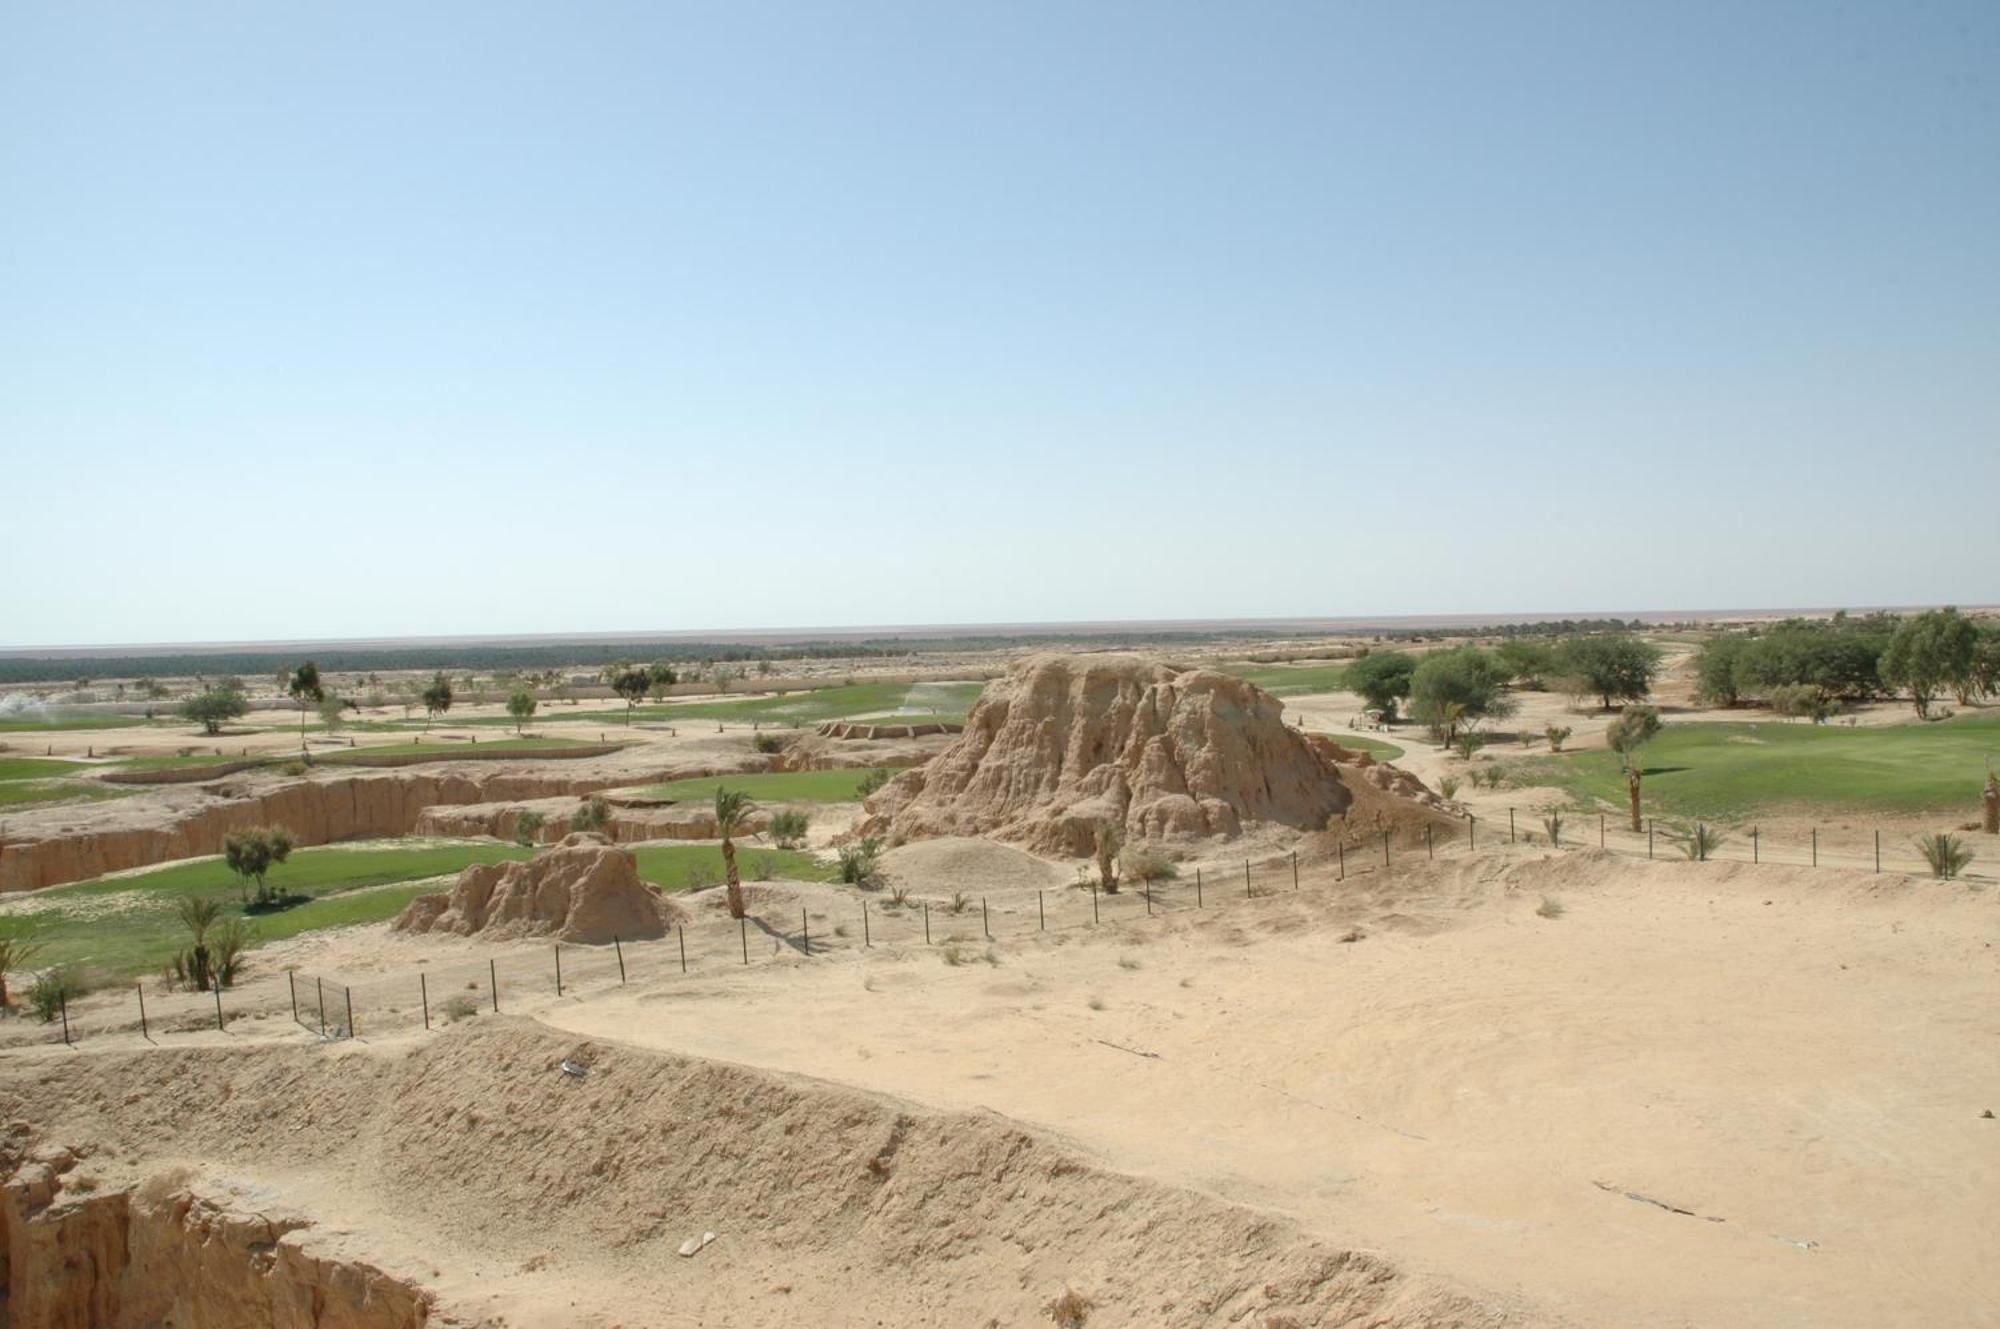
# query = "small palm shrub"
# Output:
<box><xmin>1541</xmin><ymin>813</ymin><xmax>1564</xmax><ymax>847</ymax></box>
<box><xmin>767</xmin><ymin>808</ymin><xmax>809</xmax><ymax>849</ymax></box>
<box><xmin>1681</xmin><ymin>824</ymin><xmax>1723</xmax><ymax>861</ymax></box>
<box><xmin>947</xmin><ymin>891</ymin><xmax>970</xmax><ymax>914</ymax></box>
<box><xmin>837</xmin><ymin>837</ymin><xmax>883</xmax><ymax>887</ymax></box>
<box><xmin>1123</xmin><ymin>849</ymin><xmax>1178</xmax><ymax>884</ymax></box>
<box><xmin>1452</xmin><ymin>732</ymin><xmax>1486</xmax><ymax>761</ymax></box>
<box><xmin>1437</xmin><ymin>776</ymin><xmax>1461</xmax><ymax>800</ymax></box>
<box><xmin>1914</xmin><ymin>832</ymin><xmax>1973</xmax><ymax>880</ymax></box>
<box><xmin>1545</xmin><ymin>724</ymin><xmax>1572</xmax><ymax>753</ymax></box>
<box><xmin>27</xmin><ymin>966</ymin><xmax>82</xmax><ymax>1023</ymax></box>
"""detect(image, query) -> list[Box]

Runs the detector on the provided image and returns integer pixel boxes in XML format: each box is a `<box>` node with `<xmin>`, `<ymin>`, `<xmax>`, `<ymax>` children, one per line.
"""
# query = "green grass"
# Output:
<box><xmin>0</xmin><ymin>757</ymin><xmax>87</xmax><ymax>781</ymax></box>
<box><xmin>635</xmin><ymin>769</ymin><xmax>879</xmax><ymax>803</ymax></box>
<box><xmin>2</xmin><ymin>841</ymin><xmax>536</xmax><ymax>975</ymax></box>
<box><xmin>1317</xmin><ymin>732</ymin><xmax>1405</xmax><ymax>761</ymax></box>
<box><xmin>631</xmin><ymin>843</ymin><xmax>835</xmax><ymax>890</ymax></box>
<box><xmin>356</xmin><ymin>681</ymin><xmax>987</xmax><ymax>732</ymax></box>
<box><xmin>108</xmin><ymin>753</ymin><xmax>259</xmax><ymax>770</ymax></box>
<box><xmin>319</xmin><ymin>736</ymin><xmax>610</xmax><ymax>761</ymax></box>
<box><xmin>1223</xmin><ymin>662</ymin><xmax>1351</xmax><ymax>696</ymax></box>
<box><xmin>0</xmin><ymin>713</ymin><xmax>161</xmax><ymax>733</ymax></box>
<box><xmin>3</xmin><ymin>837</ymin><xmax>838</xmax><ymax>977</ymax></box>
<box><xmin>1519</xmin><ymin>712</ymin><xmax>2000</xmax><ymax>821</ymax></box>
<box><xmin>0</xmin><ymin>780</ymin><xmax>132</xmax><ymax>808</ymax></box>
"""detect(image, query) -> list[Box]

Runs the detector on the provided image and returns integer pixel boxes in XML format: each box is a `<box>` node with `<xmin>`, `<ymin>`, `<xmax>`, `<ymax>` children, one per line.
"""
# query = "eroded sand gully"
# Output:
<box><xmin>3</xmin><ymin>847</ymin><xmax>1994</xmax><ymax>1328</ymax></box>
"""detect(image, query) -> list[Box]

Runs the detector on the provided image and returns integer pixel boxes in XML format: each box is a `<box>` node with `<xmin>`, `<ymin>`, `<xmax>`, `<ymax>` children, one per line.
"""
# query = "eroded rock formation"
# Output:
<box><xmin>859</xmin><ymin>653</ymin><xmax>1442</xmax><ymax>855</ymax></box>
<box><xmin>393</xmin><ymin>833</ymin><xmax>678</xmax><ymax>942</ymax></box>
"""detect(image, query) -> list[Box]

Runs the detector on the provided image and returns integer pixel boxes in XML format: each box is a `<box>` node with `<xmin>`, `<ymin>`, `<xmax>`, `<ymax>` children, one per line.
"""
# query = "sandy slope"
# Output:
<box><xmin>529</xmin><ymin>849</ymin><xmax>1999</xmax><ymax>1329</ymax></box>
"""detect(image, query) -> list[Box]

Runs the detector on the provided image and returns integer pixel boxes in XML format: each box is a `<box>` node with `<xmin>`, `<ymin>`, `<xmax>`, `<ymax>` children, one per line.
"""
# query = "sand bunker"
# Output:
<box><xmin>393</xmin><ymin>832</ymin><xmax>677</xmax><ymax>943</ymax></box>
<box><xmin>860</xmin><ymin>653</ymin><xmax>1442</xmax><ymax>854</ymax></box>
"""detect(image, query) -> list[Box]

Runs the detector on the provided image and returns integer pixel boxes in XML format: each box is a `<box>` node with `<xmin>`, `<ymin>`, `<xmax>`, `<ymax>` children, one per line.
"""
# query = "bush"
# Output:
<box><xmin>767</xmin><ymin>808</ymin><xmax>810</xmax><ymax>849</ymax></box>
<box><xmin>1536</xmin><ymin>896</ymin><xmax>1566</xmax><ymax>919</ymax></box>
<box><xmin>1045</xmin><ymin>1288</ymin><xmax>1096</xmax><ymax>1329</ymax></box>
<box><xmin>27</xmin><ymin>965</ymin><xmax>83</xmax><ymax>1024</ymax></box>
<box><xmin>1122</xmin><ymin>849</ymin><xmax>1178</xmax><ymax>883</ymax></box>
<box><xmin>1544</xmin><ymin>724</ymin><xmax>1572</xmax><ymax>753</ymax></box>
<box><xmin>837</xmin><ymin>837</ymin><xmax>883</xmax><ymax>887</ymax></box>
<box><xmin>1438</xmin><ymin>776</ymin><xmax>1461</xmax><ymax>800</ymax></box>
<box><xmin>440</xmin><ymin>993</ymin><xmax>478</xmax><ymax>1023</ymax></box>
<box><xmin>178</xmin><ymin>688</ymin><xmax>248</xmax><ymax>735</ymax></box>
<box><xmin>1681</xmin><ymin>824</ymin><xmax>1723</xmax><ymax>861</ymax></box>
<box><xmin>855</xmin><ymin>768</ymin><xmax>892</xmax><ymax>798</ymax></box>
<box><xmin>570</xmin><ymin>795</ymin><xmax>611</xmax><ymax>833</ymax></box>
<box><xmin>1452</xmin><ymin>732</ymin><xmax>1486</xmax><ymax>761</ymax></box>
<box><xmin>1541</xmin><ymin>812</ymin><xmax>1564</xmax><ymax>847</ymax></box>
<box><xmin>1769</xmin><ymin>683</ymin><xmax>1838</xmax><ymax>723</ymax></box>
<box><xmin>1914</xmin><ymin>832</ymin><xmax>1973</xmax><ymax>880</ymax></box>
<box><xmin>752</xmin><ymin>732</ymin><xmax>784</xmax><ymax>754</ymax></box>
<box><xmin>750</xmin><ymin>853</ymin><xmax>775</xmax><ymax>881</ymax></box>
<box><xmin>513</xmin><ymin>810</ymin><xmax>546</xmax><ymax>848</ymax></box>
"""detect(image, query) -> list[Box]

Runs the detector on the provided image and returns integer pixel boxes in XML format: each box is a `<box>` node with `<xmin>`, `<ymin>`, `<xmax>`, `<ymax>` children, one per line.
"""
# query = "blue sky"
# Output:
<box><xmin>3</xmin><ymin>1</ymin><xmax>1995</xmax><ymax>647</ymax></box>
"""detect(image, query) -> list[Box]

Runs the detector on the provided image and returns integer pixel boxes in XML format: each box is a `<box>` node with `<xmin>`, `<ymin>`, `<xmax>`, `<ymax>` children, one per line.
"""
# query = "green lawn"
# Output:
<box><xmin>0</xmin><ymin>713</ymin><xmax>161</xmax><ymax>734</ymax></box>
<box><xmin>2</xmin><ymin>841</ymin><xmax>536</xmax><ymax>975</ymax></box>
<box><xmin>1519</xmin><ymin>713</ymin><xmax>2000</xmax><ymax>821</ymax></box>
<box><xmin>319</xmin><ymin>736</ymin><xmax>612</xmax><ymax>761</ymax></box>
<box><xmin>0</xmin><ymin>780</ymin><xmax>132</xmax><ymax>808</ymax></box>
<box><xmin>1317</xmin><ymin>732</ymin><xmax>1405</xmax><ymax>761</ymax></box>
<box><xmin>631</xmin><ymin>843</ymin><xmax>835</xmax><ymax>891</ymax></box>
<box><xmin>356</xmin><ymin>681</ymin><xmax>987</xmax><ymax>732</ymax></box>
<box><xmin>3</xmin><ymin>837</ymin><xmax>838</xmax><ymax>977</ymax></box>
<box><xmin>1223</xmin><ymin>662</ymin><xmax>1351</xmax><ymax>696</ymax></box>
<box><xmin>635</xmin><ymin>769</ymin><xmax>879</xmax><ymax>803</ymax></box>
<box><xmin>0</xmin><ymin>757</ymin><xmax>87</xmax><ymax>781</ymax></box>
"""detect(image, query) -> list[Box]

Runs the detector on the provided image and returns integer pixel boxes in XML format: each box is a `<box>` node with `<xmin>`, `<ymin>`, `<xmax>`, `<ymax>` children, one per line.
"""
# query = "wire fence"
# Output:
<box><xmin>21</xmin><ymin>810</ymin><xmax>1993</xmax><ymax>1049</ymax></box>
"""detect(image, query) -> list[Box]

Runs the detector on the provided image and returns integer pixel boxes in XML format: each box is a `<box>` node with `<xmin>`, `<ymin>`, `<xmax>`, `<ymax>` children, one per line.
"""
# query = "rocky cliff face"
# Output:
<box><xmin>0</xmin><ymin>1140</ymin><xmax>430</xmax><ymax>1328</ymax></box>
<box><xmin>859</xmin><ymin>654</ymin><xmax>1374</xmax><ymax>855</ymax></box>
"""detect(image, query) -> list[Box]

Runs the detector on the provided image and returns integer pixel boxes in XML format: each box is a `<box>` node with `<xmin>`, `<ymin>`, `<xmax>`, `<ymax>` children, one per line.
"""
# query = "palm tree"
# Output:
<box><xmin>714</xmin><ymin>787</ymin><xmax>755</xmax><ymax>919</ymax></box>
<box><xmin>175</xmin><ymin>895</ymin><xmax>224</xmax><ymax>991</ymax></box>
<box><xmin>0</xmin><ymin>928</ymin><xmax>41</xmax><ymax>1010</ymax></box>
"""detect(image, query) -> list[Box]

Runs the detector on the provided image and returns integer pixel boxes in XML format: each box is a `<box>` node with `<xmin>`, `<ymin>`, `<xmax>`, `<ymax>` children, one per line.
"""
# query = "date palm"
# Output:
<box><xmin>714</xmin><ymin>788</ymin><xmax>755</xmax><ymax>919</ymax></box>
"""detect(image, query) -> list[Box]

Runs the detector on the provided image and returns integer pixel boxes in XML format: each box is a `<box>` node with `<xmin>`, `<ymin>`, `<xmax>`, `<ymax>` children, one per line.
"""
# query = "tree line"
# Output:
<box><xmin>1694</xmin><ymin>608</ymin><xmax>1997</xmax><ymax>719</ymax></box>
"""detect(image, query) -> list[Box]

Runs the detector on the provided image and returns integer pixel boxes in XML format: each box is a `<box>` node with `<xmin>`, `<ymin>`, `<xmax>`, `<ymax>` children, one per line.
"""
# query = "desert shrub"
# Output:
<box><xmin>1769</xmin><ymin>683</ymin><xmax>1838</xmax><ymax>723</ymax></box>
<box><xmin>225</xmin><ymin>825</ymin><xmax>295</xmax><ymax>908</ymax></box>
<box><xmin>1123</xmin><ymin>848</ymin><xmax>1178</xmax><ymax>884</ymax></box>
<box><xmin>1541</xmin><ymin>812</ymin><xmax>1564</xmax><ymax>847</ymax></box>
<box><xmin>278</xmin><ymin>758</ymin><xmax>308</xmax><ymax>777</ymax></box>
<box><xmin>27</xmin><ymin>966</ymin><xmax>84</xmax><ymax>1023</ymax></box>
<box><xmin>441</xmin><ymin>993</ymin><xmax>478</xmax><ymax>1023</ymax></box>
<box><xmin>513</xmin><ymin>810</ymin><xmax>546</xmax><ymax>848</ymax></box>
<box><xmin>1437</xmin><ymin>776</ymin><xmax>1461</xmax><ymax>800</ymax></box>
<box><xmin>837</xmin><ymin>837</ymin><xmax>883</xmax><ymax>887</ymax></box>
<box><xmin>1681</xmin><ymin>824</ymin><xmax>1723</xmax><ymax>861</ymax></box>
<box><xmin>1914</xmin><ymin>832</ymin><xmax>1973</xmax><ymax>880</ymax></box>
<box><xmin>752</xmin><ymin>731</ymin><xmax>784</xmax><ymax>754</ymax></box>
<box><xmin>767</xmin><ymin>808</ymin><xmax>809</xmax><ymax>848</ymax></box>
<box><xmin>1452</xmin><ymin>731</ymin><xmax>1486</xmax><ymax>761</ymax></box>
<box><xmin>682</xmin><ymin>860</ymin><xmax>722</xmax><ymax>890</ymax></box>
<box><xmin>855</xmin><ymin>767</ymin><xmax>892</xmax><ymax>798</ymax></box>
<box><xmin>570</xmin><ymin>794</ymin><xmax>611</xmax><ymax>833</ymax></box>
<box><xmin>941</xmin><ymin>944</ymin><xmax>969</xmax><ymax>966</ymax></box>
<box><xmin>210</xmin><ymin>920</ymin><xmax>251</xmax><ymax>987</ymax></box>
<box><xmin>750</xmin><ymin>853</ymin><xmax>775</xmax><ymax>881</ymax></box>
<box><xmin>178</xmin><ymin>687</ymin><xmax>248</xmax><ymax>734</ymax></box>
<box><xmin>1536</xmin><ymin>896</ymin><xmax>1565</xmax><ymax>919</ymax></box>
<box><xmin>1094</xmin><ymin>822</ymin><xmax>1124</xmax><ymax>894</ymax></box>
<box><xmin>1045</xmin><ymin>1287</ymin><xmax>1096</xmax><ymax>1329</ymax></box>
<box><xmin>1545</xmin><ymin>724</ymin><xmax>1572</xmax><ymax>753</ymax></box>
<box><xmin>948</xmin><ymin>891</ymin><xmax>970</xmax><ymax>914</ymax></box>
<box><xmin>0</xmin><ymin>925</ymin><xmax>43</xmax><ymax>1010</ymax></box>
<box><xmin>886</xmin><ymin>886</ymin><xmax>910</xmax><ymax>909</ymax></box>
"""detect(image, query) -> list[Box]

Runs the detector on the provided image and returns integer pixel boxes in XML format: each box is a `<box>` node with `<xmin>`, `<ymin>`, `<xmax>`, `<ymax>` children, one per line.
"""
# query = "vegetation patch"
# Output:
<box><xmin>1522</xmin><ymin>714</ymin><xmax>2000</xmax><ymax>819</ymax></box>
<box><xmin>636</xmin><ymin>769</ymin><xmax>879</xmax><ymax>803</ymax></box>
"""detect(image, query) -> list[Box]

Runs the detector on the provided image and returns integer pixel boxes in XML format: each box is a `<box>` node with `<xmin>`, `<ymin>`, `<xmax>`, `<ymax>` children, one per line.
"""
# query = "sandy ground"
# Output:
<box><xmin>13</xmin><ymin>843</ymin><xmax>1996</xmax><ymax>1327</ymax></box>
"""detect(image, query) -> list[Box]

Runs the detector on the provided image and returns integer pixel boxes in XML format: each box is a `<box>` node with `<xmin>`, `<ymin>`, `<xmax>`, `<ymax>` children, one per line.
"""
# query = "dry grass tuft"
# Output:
<box><xmin>1045</xmin><ymin>1287</ymin><xmax>1096</xmax><ymax>1328</ymax></box>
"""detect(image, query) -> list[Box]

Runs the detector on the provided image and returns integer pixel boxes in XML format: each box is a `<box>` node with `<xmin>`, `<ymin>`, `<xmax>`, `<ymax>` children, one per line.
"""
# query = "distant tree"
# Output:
<box><xmin>1551</xmin><ymin>635</ymin><xmax>1660</xmax><ymax>711</ymax></box>
<box><xmin>1494</xmin><ymin>639</ymin><xmax>1557</xmax><ymax>690</ymax></box>
<box><xmin>286</xmin><ymin>662</ymin><xmax>324</xmax><ymax>749</ymax></box>
<box><xmin>179</xmin><ymin>687</ymin><xmax>249</xmax><ymax>735</ymax></box>
<box><xmin>1346</xmin><ymin>651</ymin><xmax>1417</xmax><ymax>722</ymax></box>
<box><xmin>224</xmin><ymin>826</ymin><xmax>294</xmax><ymax>907</ymax></box>
<box><xmin>714</xmin><ymin>788</ymin><xmax>754</xmax><ymax>918</ymax></box>
<box><xmin>1881</xmin><ymin>607</ymin><xmax>1977</xmax><ymax>718</ymax></box>
<box><xmin>1604</xmin><ymin>704</ymin><xmax>1663</xmax><ymax>831</ymax></box>
<box><xmin>646</xmin><ymin>663</ymin><xmax>679</xmax><ymax>701</ymax></box>
<box><xmin>506</xmin><ymin>689</ymin><xmax>538</xmax><ymax>734</ymax></box>
<box><xmin>316</xmin><ymin>693</ymin><xmax>349</xmax><ymax>736</ymax></box>
<box><xmin>421</xmin><ymin>672</ymin><xmax>454</xmax><ymax>729</ymax></box>
<box><xmin>611</xmin><ymin>668</ymin><xmax>650</xmax><ymax>723</ymax></box>
<box><xmin>1972</xmin><ymin>626</ymin><xmax>2000</xmax><ymax>702</ymax></box>
<box><xmin>1692</xmin><ymin>636</ymin><xmax>1750</xmax><ymax>707</ymax></box>
<box><xmin>1409</xmin><ymin>647</ymin><xmax>1515</xmax><ymax>747</ymax></box>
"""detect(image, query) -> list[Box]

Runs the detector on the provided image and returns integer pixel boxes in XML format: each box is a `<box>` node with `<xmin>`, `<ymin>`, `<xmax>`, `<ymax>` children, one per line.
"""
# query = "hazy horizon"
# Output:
<box><xmin>4</xmin><ymin>2</ymin><xmax>1995</xmax><ymax>646</ymax></box>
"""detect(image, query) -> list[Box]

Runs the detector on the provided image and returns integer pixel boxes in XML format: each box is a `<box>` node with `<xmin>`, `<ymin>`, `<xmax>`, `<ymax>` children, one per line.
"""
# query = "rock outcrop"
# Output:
<box><xmin>858</xmin><ymin>654</ymin><xmax>1441</xmax><ymax>855</ymax></box>
<box><xmin>393</xmin><ymin>833</ymin><xmax>677</xmax><ymax>942</ymax></box>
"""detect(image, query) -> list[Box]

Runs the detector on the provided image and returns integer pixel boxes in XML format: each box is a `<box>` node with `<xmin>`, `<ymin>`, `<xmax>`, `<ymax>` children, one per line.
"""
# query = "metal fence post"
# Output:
<box><xmin>60</xmin><ymin>992</ymin><xmax>71</xmax><ymax>1046</ymax></box>
<box><xmin>489</xmin><ymin>958</ymin><xmax>498</xmax><ymax>1012</ymax></box>
<box><xmin>1337</xmin><ymin>839</ymin><xmax>1345</xmax><ymax>880</ymax></box>
<box><xmin>1037</xmin><ymin>891</ymin><xmax>1045</xmax><ymax>929</ymax></box>
<box><xmin>1874</xmin><ymin>829</ymin><xmax>1880</xmax><ymax>874</ymax></box>
<box><xmin>1469</xmin><ymin>815</ymin><xmax>1475</xmax><ymax>848</ymax></box>
<box><xmin>1195</xmin><ymin>870</ymin><xmax>1202</xmax><ymax>908</ymax></box>
<box><xmin>1145</xmin><ymin>881</ymin><xmax>1153</xmax><ymax>915</ymax></box>
<box><xmin>554</xmin><ymin>943</ymin><xmax>563</xmax><ymax>996</ymax></box>
<box><xmin>214</xmin><ymin>985</ymin><xmax>225</xmax><ymax>1032</ymax></box>
<box><xmin>982</xmin><ymin>897</ymin><xmax>990</xmax><ymax>939</ymax></box>
<box><xmin>1243</xmin><ymin>859</ymin><xmax>1251</xmax><ymax>896</ymax></box>
<box><xmin>421</xmin><ymin>972</ymin><xmax>430</xmax><ymax>1030</ymax></box>
<box><xmin>741</xmin><ymin>916</ymin><xmax>749</xmax><ymax>963</ymax></box>
<box><xmin>137</xmin><ymin>983</ymin><xmax>149</xmax><ymax>1041</ymax></box>
<box><xmin>1426</xmin><ymin>824</ymin><xmax>1434</xmax><ymax>860</ymax></box>
<box><xmin>1811</xmin><ymin>827</ymin><xmax>1818</xmax><ymax>866</ymax></box>
<box><xmin>345</xmin><ymin>986</ymin><xmax>355</xmax><ymax>1039</ymax></box>
<box><xmin>288</xmin><ymin>970</ymin><xmax>298</xmax><ymax>1023</ymax></box>
<box><xmin>317</xmin><ymin>977</ymin><xmax>326</xmax><ymax>1034</ymax></box>
<box><xmin>678</xmin><ymin>926</ymin><xmax>686</xmax><ymax>973</ymax></box>
<box><xmin>1752</xmin><ymin>828</ymin><xmax>1759</xmax><ymax>863</ymax></box>
<box><xmin>1292</xmin><ymin>850</ymin><xmax>1299</xmax><ymax>890</ymax></box>
<box><xmin>1509</xmin><ymin>807</ymin><xmax>1516</xmax><ymax>843</ymax></box>
<box><xmin>925</xmin><ymin>902</ymin><xmax>933</xmax><ymax>942</ymax></box>
<box><xmin>1383</xmin><ymin>832</ymin><xmax>1390</xmax><ymax>867</ymax></box>
<box><xmin>615</xmin><ymin>935</ymin><xmax>626</xmax><ymax>983</ymax></box>
<box><xmin>1090</xmin><ymin>885</ymin><xmax>1098</xmax><ymax>925</ymax></box>
<box><xmin>864</xmin><ymin>902</ymin><xmax>872</xmax><ymax>947</ymax></box>
<box><xmin>1599</xmin><ymin>814</ymin><xmax>1605</xmax><ymax>849</ymax></box>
